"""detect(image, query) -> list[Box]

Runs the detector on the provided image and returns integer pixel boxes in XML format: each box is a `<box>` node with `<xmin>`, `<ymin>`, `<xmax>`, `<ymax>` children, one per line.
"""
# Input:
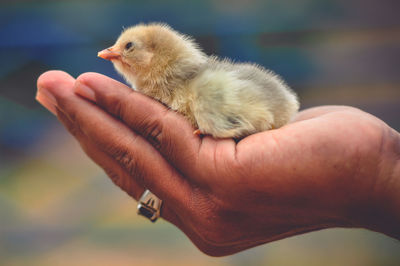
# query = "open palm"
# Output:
<box><xmin>36</xmin><ymin>71</ymin><xmax>400</xmax><ymax>256</ymax></box>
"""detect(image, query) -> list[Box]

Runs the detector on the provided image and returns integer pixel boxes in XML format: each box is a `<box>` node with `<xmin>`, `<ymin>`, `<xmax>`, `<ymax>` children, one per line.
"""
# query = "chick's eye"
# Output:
<box><xmin>125</xmin><ymin>42</ymin><xmax>133</xmax><ymax>50</ymax></box>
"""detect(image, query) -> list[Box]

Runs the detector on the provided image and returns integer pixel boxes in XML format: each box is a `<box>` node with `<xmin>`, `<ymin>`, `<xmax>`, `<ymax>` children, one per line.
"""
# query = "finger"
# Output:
<box><xmin>37</xmin><ymin>71</ymin><xmax>191</xmax><ymax>208</ymax></box>
<box><xmin>57</xmin><ymin>111</ymin><xmax>182</xmax><ymax>225</ymax></box>
<box><xmin>73</xmin><ymin>72</ymin><xmax>201</xmax><ymax>176</ymax></box>
<box><xmin>57</xmin><ymin>111</ymin><xmax>146</xmax><ymax>199</ymax></box>
<box><xmin>37</xmin><ymin>71</ymin><xmax>144</xmax><ymax>199</ymax></box>
<box><xmin>36</xmin><ymin>70</ymin><xmax>75</xmax><ymax>115</ymax></box>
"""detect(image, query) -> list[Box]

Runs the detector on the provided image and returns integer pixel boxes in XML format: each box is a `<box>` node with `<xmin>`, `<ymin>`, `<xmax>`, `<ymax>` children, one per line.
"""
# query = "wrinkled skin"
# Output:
<box><xmin>36</xmin><ymin>71</ymin><xmax>400</xmax><ymax>256</ymax></box>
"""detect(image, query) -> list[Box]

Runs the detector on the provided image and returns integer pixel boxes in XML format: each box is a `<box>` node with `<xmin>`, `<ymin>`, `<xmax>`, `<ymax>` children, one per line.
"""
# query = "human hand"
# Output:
<box><xmin>36</xmin><ymin>71</ymin><xmax>400</xmax><ymax>256</ymax></box>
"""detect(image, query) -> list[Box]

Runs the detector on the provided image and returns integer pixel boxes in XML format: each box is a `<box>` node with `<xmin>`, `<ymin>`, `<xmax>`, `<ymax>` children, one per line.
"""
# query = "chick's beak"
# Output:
<box><xmin>98</xmin><ymin>46</ymin><xmax>121</xmax><ymax>61</ymax></box>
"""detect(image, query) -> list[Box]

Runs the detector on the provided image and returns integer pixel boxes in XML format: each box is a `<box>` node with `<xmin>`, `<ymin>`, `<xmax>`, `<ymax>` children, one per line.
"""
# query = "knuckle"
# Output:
<box><xmin>142</xmin><ymin>117</ymin><xmax>163</xmax><ymax>150</ymax></box>
<box><xmin>107</xmin><ymin>141</ymin><xmax>146</xmax><ymax>187</ymax></box>
<box><xmin>107</xmin><ymin>91</ymin><xmax>130</xmax><ymax>118</ymax></box>
<box><xmin>114</xmin><ymin>149</ymin><xmax>137</xmax><ymax>175</ymax></box>
<box><xmin>139</xmin><ymin>109</ymin><xmax>171</xmax><ymax>151</ymax></box>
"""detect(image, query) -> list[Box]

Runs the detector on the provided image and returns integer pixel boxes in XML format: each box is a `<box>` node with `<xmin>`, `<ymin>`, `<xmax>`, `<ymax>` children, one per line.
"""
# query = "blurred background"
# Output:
<box><xmin>0</xmin><ymin>0</ymin><xmax>399</xmax><ymax>265</ymax></box>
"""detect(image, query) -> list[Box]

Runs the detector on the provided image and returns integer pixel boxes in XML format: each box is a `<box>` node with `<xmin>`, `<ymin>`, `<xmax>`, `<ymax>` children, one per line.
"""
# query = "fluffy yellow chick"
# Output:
<box><xmin>98</xmin><ymin>23</ymin><xmax>299</xmax><ymax>138</ymax></box>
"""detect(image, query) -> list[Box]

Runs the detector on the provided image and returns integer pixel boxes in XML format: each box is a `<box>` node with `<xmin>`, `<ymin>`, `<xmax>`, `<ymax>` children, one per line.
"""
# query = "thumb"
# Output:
<box><xmin>74</xmin><ymin>72</ymin><xmax>201</xmax><ymax>176</ymax></box>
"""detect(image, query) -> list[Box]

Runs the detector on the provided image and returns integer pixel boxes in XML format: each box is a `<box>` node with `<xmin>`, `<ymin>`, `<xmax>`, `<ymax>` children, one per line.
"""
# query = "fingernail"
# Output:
<box><xmin>75</xmin><ymin>81</ymin><xmax>96</xmax><ymax>102</ymax></box>
<box><xmin>36</xmin><ymin>91</ymin><xmax>57</xmax><ymax>115</ymax></box>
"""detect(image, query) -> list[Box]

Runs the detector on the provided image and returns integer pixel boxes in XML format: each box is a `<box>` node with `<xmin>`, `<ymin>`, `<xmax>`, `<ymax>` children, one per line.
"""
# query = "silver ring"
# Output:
<box><xmin>137</xmin><ymin>189</ymin><xmax>163</xmax><ymax>222</ymax></box>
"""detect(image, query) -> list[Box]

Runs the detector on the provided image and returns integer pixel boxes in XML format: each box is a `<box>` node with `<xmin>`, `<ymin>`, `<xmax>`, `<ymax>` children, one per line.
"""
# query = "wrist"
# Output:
<box><xmin>354</xmin><ymin>127</ymin><xmax>400</xmax><ymax>239</ymax></box>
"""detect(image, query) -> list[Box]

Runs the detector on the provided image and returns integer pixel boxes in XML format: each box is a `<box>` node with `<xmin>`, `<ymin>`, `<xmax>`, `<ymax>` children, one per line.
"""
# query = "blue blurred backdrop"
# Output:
<box><xmin>0</xmin><ymin>0</ymin><xmax>399</xmax><ymax>265</ymax></box>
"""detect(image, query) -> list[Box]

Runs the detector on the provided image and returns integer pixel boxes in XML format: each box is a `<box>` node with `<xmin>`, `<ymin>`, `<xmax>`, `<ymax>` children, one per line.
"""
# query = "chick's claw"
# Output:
<box><xmin>193</xmin><ymin>129</ymin><xmax>202</xmax><ymax>136</ymax></box>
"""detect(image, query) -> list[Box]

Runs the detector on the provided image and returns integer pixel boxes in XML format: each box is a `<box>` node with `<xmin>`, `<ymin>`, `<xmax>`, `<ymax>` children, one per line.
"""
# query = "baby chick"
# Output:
<box><xmin>98</xmin><ymin>23</ymin><xmax>299</xmax><ymax>138</ymax></box>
